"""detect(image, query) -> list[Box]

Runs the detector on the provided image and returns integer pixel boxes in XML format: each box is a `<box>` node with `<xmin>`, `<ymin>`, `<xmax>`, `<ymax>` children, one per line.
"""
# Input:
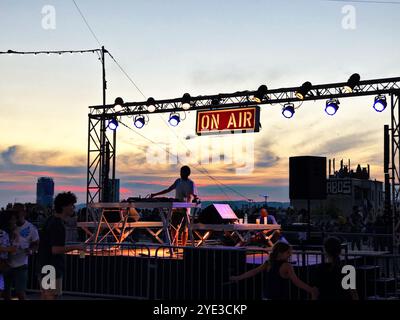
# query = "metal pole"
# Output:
<box><xmin>390</xmin><ymin>93</ymin><xmax>398</xmax><ymax>253</ymax></box>
<box><xmin>395</xmin><ymin>94</ymin><xmax>398</xmax><ymax>253</ymax></box>
<box><xmin>390</xmin><ymin>93</ymin><xmax>394</xmax><ymax>252</ymax></box>
<box><xmin>112</xmin><ymin>128</ymin><xmax>116</xmax><ymax>198</ymax></box>
<box><xmin>384</xmin><ymin>125</ymin><xmax>391</xmax><ymax>219</ymax></box>
<box><xmin>395</xmin><ymin>93</ymin><xmax>400</xmax><ymax>253</ymax></box>
<box><xmin>99</xmin><ymin>46</ymin><xmax>107</xmax><ymax>202</ymax></box>
<box><xmin>307</xmin><ymin>199</ymin><xmax>311</xmax><ymax>242</ymax></box>
<box><xmin>86</xmin><ymin>117</ymin><xmax>91</xmax><ymax>207</ymax></box>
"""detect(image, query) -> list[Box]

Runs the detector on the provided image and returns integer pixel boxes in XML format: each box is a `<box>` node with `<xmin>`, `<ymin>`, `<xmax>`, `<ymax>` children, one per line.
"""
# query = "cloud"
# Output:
<box><xmin>1</xmin><ymin>145</ymin><xmax>60</xmax><ymax>165</ymax></box>
<box><xmin>190</xmin><ymin>65</ymin><xmax>286</xmax><ymax>88</ymax></box>
<box><xmin>0</xmin><ymin>145</ymin><xmax>87</xmax><ymax>205</ymax></box>
<box><xmin>1</xmin><ymin>145</ymin><xmax>17</xmax><ymax>163</ymax></box>
<box><xmin>0</xmin><ymin>145</ymin><xmax>85</xmax><ymax>176</ymax></box>
<box><xmin>0</xmin><ymin>183</ymin><xmax>34</xmax><ymax>192</ymax></box>
<box><xmin>310</xmin><ymin>130</ymin><xmax>378</xmax><ymax>155</ymax></box>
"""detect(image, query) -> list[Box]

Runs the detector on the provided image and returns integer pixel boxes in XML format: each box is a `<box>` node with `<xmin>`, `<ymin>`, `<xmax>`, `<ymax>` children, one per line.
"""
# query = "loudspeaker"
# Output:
<box><xmin>289</xmin><ymin>156</ymin><xmax>327</xmax><ymax>200</ymax></box>
<box><xmin>198</xmin><ymin>204</ymin><xmax>238</xmax><ymax>224</ymax></box>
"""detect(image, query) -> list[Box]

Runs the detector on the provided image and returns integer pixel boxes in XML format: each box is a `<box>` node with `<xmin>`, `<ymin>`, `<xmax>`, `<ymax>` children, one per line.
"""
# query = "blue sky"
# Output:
<box><xmin>0</xmin><ymin>0</ymin><xmax>399</xmax><ymax>206</ymax></box>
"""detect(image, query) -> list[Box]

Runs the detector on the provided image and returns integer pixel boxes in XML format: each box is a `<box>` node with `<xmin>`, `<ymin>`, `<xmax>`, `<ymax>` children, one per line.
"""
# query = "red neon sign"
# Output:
<box><xmin>196</xmin><ymin>106</ymin><xmax>260</xmax><ymax>135</ymax></box>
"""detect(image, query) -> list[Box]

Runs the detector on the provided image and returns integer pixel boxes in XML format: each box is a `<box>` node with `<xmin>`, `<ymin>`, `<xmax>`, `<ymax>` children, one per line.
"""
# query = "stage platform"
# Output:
<box><xmin>69</xmin><ymin>245</ymin><xmax>392</xmax><ymax>268</ymax></box>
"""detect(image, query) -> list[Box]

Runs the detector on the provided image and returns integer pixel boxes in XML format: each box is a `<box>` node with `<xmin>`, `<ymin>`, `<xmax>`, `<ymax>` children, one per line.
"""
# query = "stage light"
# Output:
<box><xmin>134</xmin><ymin>115</ymin><xmax>145</xmax><ymax>128</ymax></box>
<box><xmin>344</xmin><ymin>73</ymin><xmax>361</xmax><ymax>93</ymax></box>
<box><xmin>253</xmin><ymin>85</ymin><xmax>268</xmax><ymax>103</ymax></box>
<box><xmin>325</xmin><ymin>99</ymin><xmax>340</xmax><ymax>116</ymax></box>
<box><xmin>181</xmin><ymin>93</ymin><xmax>192</xmax><ymax>110</ymax></box>
<box><xmin>146</xmin><ymin>97</ymin><xmax>156</xmax><ymax>113</ymax></box>
<box><xmin>282</xmin><ymin>103</ymin><xmax>295</xmax><ymax>118</ymax></box>
<box><xmin>295</xmin><ymin>81</ymin><xmax>312</xmax><ymax>100</ymax></box>
<box><xmin>168</xmin><ymin>113</ymin><xmax>180</xmax><ymax>126</ymax></box>
<box><xmin>114</xmin><ymin>97</ymin><xmax>124</xmax><ymax>108</ymax></box>
<box><xmin>107</xmin><ymin>118</ymin><xmax>118</xmax><ymax>130</ymax></box>
<box><xmin>373</xmin><ymin>95</ymin><xmax>387</xmax><ymax>112</ymax></box>
<box><xmin>211</xmin><ymin>98</ymin><xmax>220</xmax><ymax>105</ymax></box>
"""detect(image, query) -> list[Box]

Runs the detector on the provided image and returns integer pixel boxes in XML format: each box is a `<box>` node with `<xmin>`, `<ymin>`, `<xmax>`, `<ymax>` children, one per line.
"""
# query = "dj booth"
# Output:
<box><xmin>78</xmin><ymin>200</ymin><xmax>281</xmax><ymax>247</ymax></box>
<box><xmin>78</xmin><ymin>200</ymin><xmax>200</xmax><ymax>245</ymax></box>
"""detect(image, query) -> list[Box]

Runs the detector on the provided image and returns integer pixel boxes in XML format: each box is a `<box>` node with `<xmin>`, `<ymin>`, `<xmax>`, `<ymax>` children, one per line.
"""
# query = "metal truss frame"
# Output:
<box><xmin>87</xmin><ymin>76</ymin><xmax>400</xmax><ymax>250</ymax></box>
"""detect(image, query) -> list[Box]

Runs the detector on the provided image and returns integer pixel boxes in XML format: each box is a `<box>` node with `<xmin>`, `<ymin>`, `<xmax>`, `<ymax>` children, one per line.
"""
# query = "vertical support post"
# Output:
<box><xmin>384</xmin><ymin>125</ymin><xmax>391</xmax><ymax>219</ymax></box>
<box><xmin>99</xmin><ymin>46</ymin><xmax>107</xmax><ymax>202</ymax></box>
<box><xmin>390</xmin><ymin>92</ymin><xmax>400</xmax><ymax>253</ymax></box>
<box><xmin>390</xmin><ymin>93</ymin><xmax>395</xmax><ymax>252</ymax></box>
<box><xmin>307</xmin><ymin>199</ymin><xmax>311</xmax><ymax>242</ymax></box>
<box><xmin>86</xmin><ymin>116</ymin><xmax>91</xmax><ymax>207</ymax></box>
<box><xmin>112</xmin><ymin>129</ymin><xmax>117</xmax><ymax>200</ymax></box>
<box><xmin>86</xmin><ymin>117</ymin><xmax>101</xmax><ymax>204</ymax></box>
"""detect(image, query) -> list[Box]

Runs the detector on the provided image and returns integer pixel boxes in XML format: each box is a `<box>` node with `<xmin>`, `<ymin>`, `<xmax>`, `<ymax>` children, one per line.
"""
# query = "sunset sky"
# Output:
<box><xmin>1</xmin><ymin>0</ymin><xmax>399</xmax><ymax>206</ymax></box>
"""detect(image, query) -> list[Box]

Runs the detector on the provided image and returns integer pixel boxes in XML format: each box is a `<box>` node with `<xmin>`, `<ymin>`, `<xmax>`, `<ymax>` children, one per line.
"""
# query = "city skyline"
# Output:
<box><xmin>1</xmin><ymin>0</ymin><xmax>399</xmax><ymax>205</ymax></box>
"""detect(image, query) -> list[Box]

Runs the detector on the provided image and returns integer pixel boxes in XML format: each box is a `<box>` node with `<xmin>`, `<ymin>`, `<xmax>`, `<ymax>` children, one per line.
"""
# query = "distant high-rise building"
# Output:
<box><xmin>36</xmin><ymin>177</ymin><xmax>54</xmax><ymax>207</ymax></box>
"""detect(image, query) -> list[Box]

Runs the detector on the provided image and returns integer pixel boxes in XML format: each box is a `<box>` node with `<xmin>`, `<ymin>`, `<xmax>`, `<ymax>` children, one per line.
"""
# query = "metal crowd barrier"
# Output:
<box><xmin>26</xmin><ymin>242</ymin><xmax>400</xmax><ymax>300</ymax></box>
<box><xmin>282</xmin><ymin>231</ymin><xmax>395</xmax><ymax>252</ymax></box>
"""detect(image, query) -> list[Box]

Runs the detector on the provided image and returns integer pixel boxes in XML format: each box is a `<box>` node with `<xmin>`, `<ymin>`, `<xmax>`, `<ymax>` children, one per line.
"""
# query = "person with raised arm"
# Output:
<box><xmin>151</xmin><ymin>166</ymin><xmax>198</xmax><ymax>246</ymax></box>
<box><xmin>230</xmin><ymin>242</ymin><xmax>318</xmax><ymax>300</ymax></box>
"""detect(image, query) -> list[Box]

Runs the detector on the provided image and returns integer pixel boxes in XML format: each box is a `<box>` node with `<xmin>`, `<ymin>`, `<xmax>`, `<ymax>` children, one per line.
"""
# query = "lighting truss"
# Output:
<box><xmin>87</xmin><ymin>76</ymin><xmax>400</xmax><ymax>251</ymax></box>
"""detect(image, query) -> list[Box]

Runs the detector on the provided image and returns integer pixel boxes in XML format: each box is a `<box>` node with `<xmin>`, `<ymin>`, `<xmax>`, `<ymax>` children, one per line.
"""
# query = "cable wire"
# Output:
<box><xmin>0</xmin><ymin>49</ymin><xmax>100</xmax><ymax>55</ymax></box>
<box><xmin>71</xmin><ymin>0</ymin><xmax>251</xmax><ymax>201</ymax></box>
<box><xmin>72</xmin><ymin>0</ymin><xmax>102</xmax><ymax>47</ymax></box>
<box><xmin>117</xmin><ymin>120</ymin><xmax>234</xmax><ymax>201</ymax></box>
<box><xmin>106</xmin><ymin>51</ymin><xmax>147</xmax><ymax>100</ymax></box>
<box><xmin>105</xmin><ymin>54</ymin><xmax>249</xmax><ymax>201</ymax></box>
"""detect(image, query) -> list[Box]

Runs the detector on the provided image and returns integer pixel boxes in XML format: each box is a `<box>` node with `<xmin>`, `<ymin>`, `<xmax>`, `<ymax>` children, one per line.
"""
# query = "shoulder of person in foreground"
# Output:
<box><xmin>279</xmin><ymin>261</ymin><xmax>293</xmax><ymax>275</ymax></box>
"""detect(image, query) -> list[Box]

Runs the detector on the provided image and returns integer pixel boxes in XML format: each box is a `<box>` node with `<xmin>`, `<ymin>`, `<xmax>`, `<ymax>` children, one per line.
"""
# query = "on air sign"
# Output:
<box><xmin>196</xmin><ymin>106</ymin><xmax>260</xmax><ymax>136</ymax></box>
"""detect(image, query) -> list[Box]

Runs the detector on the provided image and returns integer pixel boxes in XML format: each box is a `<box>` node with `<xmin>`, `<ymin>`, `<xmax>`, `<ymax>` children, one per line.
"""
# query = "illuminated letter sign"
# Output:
<box><xmin>327</xmin><ymin>179</ymin><xmax>352</xmax><ymax>195</ymax></box>
<box><xmin>196</xmin><ymin>107</ymin><xmax>260</xmax><ymax>135</ymax></box>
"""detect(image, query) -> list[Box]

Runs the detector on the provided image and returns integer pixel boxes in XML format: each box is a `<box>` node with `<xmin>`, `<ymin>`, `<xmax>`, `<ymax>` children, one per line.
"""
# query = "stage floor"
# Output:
<box><xmin>68</xmin><ymin>246</ymin><xmax>320</xmax><ymax>266</ymax></box>
<box><xmin>68</xmin><ymin>246</ymin><xmax>391</xmax><ymax>268</ymax></box>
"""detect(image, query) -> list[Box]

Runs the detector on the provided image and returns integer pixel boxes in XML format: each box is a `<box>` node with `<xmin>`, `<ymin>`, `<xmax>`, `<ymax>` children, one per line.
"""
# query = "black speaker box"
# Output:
<box><xmin>289</xmin><ymin>156</ymin><xmax>327</xmax><ymax>200</ymax></box>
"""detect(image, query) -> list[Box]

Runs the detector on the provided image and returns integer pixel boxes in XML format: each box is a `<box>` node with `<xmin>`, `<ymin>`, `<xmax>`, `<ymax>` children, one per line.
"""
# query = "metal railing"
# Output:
<box><xmin>27</xmin><ymin>242</ymin><xmax>400</xmax><ymax>300</ymax></box>
<box><xmin>282</xmin><ymin>231</ymin><xmax>395</xmax><ymax>253</ymax></box>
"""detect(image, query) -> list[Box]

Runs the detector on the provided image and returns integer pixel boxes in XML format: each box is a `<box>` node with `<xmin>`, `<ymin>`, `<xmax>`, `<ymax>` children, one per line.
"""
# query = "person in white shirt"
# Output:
<box><xmin>3</xmin><ymin>204</ymin><xmax>39</xmax><ymax>300</ymax></box>
<box><xmin>150</xmin><ymin>166</ymin><xmax>198</xmax><ymax>246</ymax></box>
<box><xmin>0</xmin><ymin>211</ymin><xmax>17</xmax><ymax>297</ymax></box>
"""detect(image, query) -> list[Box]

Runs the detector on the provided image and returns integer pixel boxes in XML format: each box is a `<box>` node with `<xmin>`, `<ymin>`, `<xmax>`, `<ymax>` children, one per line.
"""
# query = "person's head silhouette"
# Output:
<box><xmin>180</xmin><ymin>166</ymin><xmax>191</xmax><ymax>180</ymax></box>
